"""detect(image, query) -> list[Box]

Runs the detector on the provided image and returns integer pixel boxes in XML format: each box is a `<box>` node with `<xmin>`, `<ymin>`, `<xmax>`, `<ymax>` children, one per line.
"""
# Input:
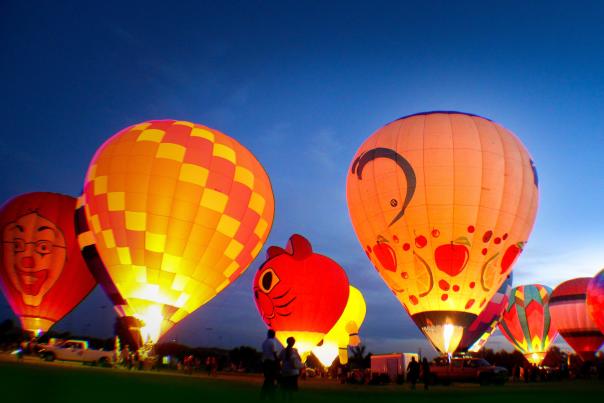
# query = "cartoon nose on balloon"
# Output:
<box><xmin>21</xmin><ymin>256</ymin><xmax>35</xmax><ymax>268</ymax></box>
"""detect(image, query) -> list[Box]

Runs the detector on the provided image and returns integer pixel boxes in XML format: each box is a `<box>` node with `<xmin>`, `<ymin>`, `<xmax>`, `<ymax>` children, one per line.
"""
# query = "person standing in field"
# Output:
<box><xmin>279</xmin><ymin>337</ymin><xmax>303</xmax><ymax>401</ymax></box>
<box><xmin>260</xmin><ymin>329</ymin><xmax>280</xmax><ymax>400</ymax></box>
<box><xmin>421</xmin><ymin>357</ymin><xmax>431</xmax><ymax>390</ymax></box>
<box><xmin>407</xmin><ymin>356</ymin><xmax>420</xmax><ymax>389</ymax></box>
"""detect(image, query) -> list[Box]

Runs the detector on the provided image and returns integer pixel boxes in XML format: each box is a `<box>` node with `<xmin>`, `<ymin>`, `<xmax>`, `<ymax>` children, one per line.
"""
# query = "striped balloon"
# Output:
<box><xmin>458</xmin><ymin>274</ymin><xmax>513</xmax><ymax>353</ymax></box>
<box><xmin>550</xmin><ymin>278</ymin><xmax>604</xmax><ymax>361</ymax></box>
<box><xmin>498</xmin><ymin>284</ymin><xmax>557</xmax><ymax>365</ymax></box>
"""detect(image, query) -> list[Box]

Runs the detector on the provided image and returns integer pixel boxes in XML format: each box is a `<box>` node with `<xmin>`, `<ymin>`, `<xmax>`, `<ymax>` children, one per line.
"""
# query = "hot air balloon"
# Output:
<box><xmin>498</xmin><ymin>284</ymin><xmax>557</xmax><ymax>365</ymax></box>
<box><xmin>0</xmin><ymin>192</ymin><xmax>96</xmax><ymax>336</ymax></box>
<box><xmin>587</xmin><ymin>269</ymin><xmax>604</xmax><ymax>335</ymax></box>
<box><xmin>458</xmin><ymin>274</ymin><xmax>513</xmax><ymax>353</ymax></box>
<box><xmin>346</xmin><ymin>111</ymin><xmax>539</xmax><ymax>354</ymax></box>
<box><xmin>550</xmin><ymin>277</ymin><xmax>604</xmax><ymax>361</ymax></box>
<box><xmin>311</xmin><ymin>285</ymin><xmax>366</xmax><ymax>367</ymax></box>
<box><xmin>76</xmin><ymin>120</ymin><xmax>274</xmax><ymax>345</ymax></box>
<box><xmin>253</xmin><ymin>234</ymin><xmax>349</xmax><ymax>357</ymax></box>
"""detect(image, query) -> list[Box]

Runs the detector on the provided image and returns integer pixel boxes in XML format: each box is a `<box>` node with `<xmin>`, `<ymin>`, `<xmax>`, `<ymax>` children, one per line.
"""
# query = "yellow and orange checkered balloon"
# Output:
<box><xmin>77</xmin><ymin>120</ymin><xmax>274</xmax><ymax>343</ymax></box>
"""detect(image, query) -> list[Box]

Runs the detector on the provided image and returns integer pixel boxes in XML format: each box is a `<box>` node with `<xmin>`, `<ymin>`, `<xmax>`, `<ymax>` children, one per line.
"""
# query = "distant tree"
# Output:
<box><xmin>349</xmin><ymin>344</ymin><xmax>371</xmax><ymax>369</ymax></box>
<box><xmin>154</xmin><ymin>341</ymin><xmax>190</xmax><ymax>360</ymax></box>
<box><xmin>0</xmin><ymin>318</ymin><xmax>22</xmax><ymax>348</ymax></box>
<box><xmin>228</xmin><ymin>345</ymin><xmax>261</xmax><ymax>372</ymax></box>
<box><xmin>543</xmin><ymin>346</ymin><xmax>567</xmax><ymax>367</ymax></box>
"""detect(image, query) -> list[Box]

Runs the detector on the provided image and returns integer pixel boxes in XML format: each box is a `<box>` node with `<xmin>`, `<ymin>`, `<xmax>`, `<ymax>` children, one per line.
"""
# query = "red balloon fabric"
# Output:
<box><xmin>551</xmin><ymin>277</ymin><xmax>604</xmax><ymax>361</ymax></box>
<box><xmin>0</xmin><ymin>192</ymin><xmax>96</xmax><ymax>334</ymax></box>
<box><xmin>253</xmin><ymin>234</ymin><xmax>349</xmax><ymax>353</ymax></box>
<box><xmin>587</xmin><ymin>269</ymin><xmax>604</xmax><ymax>335</ymax></box>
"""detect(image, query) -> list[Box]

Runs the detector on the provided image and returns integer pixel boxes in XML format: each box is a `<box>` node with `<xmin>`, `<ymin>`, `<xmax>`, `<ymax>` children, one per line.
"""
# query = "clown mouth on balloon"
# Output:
<box><xmin>14</xmin><ymin>267</ymin><xmax>49</xmax><ymax>296</ymax></box>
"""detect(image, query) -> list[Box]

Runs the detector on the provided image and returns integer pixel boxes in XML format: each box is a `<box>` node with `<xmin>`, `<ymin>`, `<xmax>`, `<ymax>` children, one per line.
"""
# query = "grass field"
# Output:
<box><xmin>2</xmin><ymin>357</ymin><xmax>603</xmax><ymax>403</ymax></box>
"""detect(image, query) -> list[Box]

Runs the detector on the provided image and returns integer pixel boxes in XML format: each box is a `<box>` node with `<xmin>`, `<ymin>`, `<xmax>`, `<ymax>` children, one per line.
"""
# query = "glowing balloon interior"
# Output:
<box><xmin>76</xmin><ymin>120</ymin><xmax>274</xmax><ymax>344</ymax></box>
<box><xmin>346</xmin><ymin>112</ymin><xmax>539</xmax><ymax>353</ymax></box>
<box><xmin>550</xmin><ymin>277</ymin><xmax>604</xmax><ymax>361</ymax></box>
<box><xmin>498</xmin><ymin>284</ymin><xmax>557</xmax><ymax>365</ymax></box>
<box><xmin>253</xmin><ymin>234</ymin><xmax>350</xmax><ymax>357</ymax></box>
<box><xmin>0</xmin><ymin>192</ymin><xmax>96</xmax><ymax>335</ymax></box>
<box><xmin>312</xmin><ymin>285</ymin><xmax>367</xmax><ymax>367</ymax></box>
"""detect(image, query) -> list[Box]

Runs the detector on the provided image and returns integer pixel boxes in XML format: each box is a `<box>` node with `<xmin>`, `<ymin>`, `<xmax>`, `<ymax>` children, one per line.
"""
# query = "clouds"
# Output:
<box><xmin>513</xmin><ymin>242</ymin><xmax>604</xmax><ymax>288</ymax></box>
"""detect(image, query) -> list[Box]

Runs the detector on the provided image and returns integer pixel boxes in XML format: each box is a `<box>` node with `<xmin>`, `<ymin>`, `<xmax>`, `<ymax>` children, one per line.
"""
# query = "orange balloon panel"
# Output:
<box><xmin>346</xmin><ymin>112</ymin><xmax>539</xmax><ymax>353</ymax></box>
<box><xmin>77</xmin><ymin>120</ymin><xmax>274</xmax><ymax>342</ymax></box>
<box><xmin>0</xmin><ymin>192</ymin><xmax>96</xmax><ymax>334</ymax></box>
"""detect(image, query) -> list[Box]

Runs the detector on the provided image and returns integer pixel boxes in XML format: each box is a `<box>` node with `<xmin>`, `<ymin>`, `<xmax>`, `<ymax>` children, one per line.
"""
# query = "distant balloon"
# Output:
<box><xmin>587</xmin><ymin>269</ymin><xmax>604</xmax><ymax>335</ymax></box>
<box><xmin>346</xmin><ymin>112</ymin><xmax>539</xmax><ymax>354</ymax></box>
<box><xmin>459</xmin><ymin>275</ymin><xmax>513</xmax><ymax>353</ymax></box>
<box><xmin>312</xmin><ymin>286</ymin><xmax>367</xmax><ymax>367</ymax></box>
<box><xmin>253</xmin><ymin>234</ymin><xmax>349</xmax><ymax>357</ymax></box>
<box><xmin>498</xmin><ymin>284</ymin><xmax>557</xmax><ymax>365</ymax></box>
<box><xmin>0</xmin><ymin>192</ymin><xmax>96</xmax><ymax>335</ymax></box>
<box><xmin>550</xmin><ymin>277</ymin><xmax>604</xmax><ymax>361</ymax></box>
<box><xmin>76</xmin><ymin>120</ymin><xmax>274</xmax><ymax>344</ymax></box>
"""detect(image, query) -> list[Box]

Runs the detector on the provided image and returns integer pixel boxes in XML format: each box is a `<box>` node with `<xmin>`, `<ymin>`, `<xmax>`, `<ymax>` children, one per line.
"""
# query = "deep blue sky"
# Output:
<box><xmin>1</xmin><ymin>1</ymin><xmax>603</xmax><ymax>354</ymax></box>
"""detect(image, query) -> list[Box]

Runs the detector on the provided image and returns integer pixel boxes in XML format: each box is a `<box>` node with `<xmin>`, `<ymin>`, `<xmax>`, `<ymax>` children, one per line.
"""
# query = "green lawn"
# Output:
<box><xmin>2</xmin><ymin>358</ymin><xmax>603</xmax><ymax>403</ymax></box>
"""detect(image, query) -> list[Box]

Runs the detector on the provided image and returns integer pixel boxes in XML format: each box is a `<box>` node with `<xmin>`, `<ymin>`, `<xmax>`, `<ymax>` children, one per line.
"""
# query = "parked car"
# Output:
<box><xmin>430</xmin><ymin>356</ymin><xmax>508</xmax><ymax>385</ymax></box>
<box><xmin>38</xmin><ymin>339</ymin><xmax>114</xmax><ymax>366</ymax></box>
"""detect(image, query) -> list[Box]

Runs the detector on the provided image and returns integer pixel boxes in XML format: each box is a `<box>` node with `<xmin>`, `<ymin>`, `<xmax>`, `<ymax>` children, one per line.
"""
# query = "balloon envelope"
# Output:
<box><xmin>77</xmin><ymin>120</ymin><xmax>274</xmax><ymax>343</ymax></box>
<box><xmin>0</xmin><ymin>192</ymin><xmax>96</xmax><ymax>334</ymax></box>
<box><xmin>346</xmin><ymin>112</ymin><xmax>539</xmax><ymax>353</ymax></box>
<box><xmin>550</xmin><ymin>277</ymin><xmax>604</xmax><ymax>361</ymax></box>
<box><xmin>253</xmin><ymin>234</ymin><xmax>349</xmax><ymax>357</ymax></box>
<box><xmin>312</xmin><ymin>285</ymin><xmax>367</xmax><ymax>366</ymax></box>
<box><xmin>498</xmin><ymin>284</ymin><xmax>557</xmax><ymax>365</ymax></box>
<box><xmin>459</xmin><ymin>274</ymin><xmax>513</xmax><ymax>353</ymax></box>
<box><xmin>587</xmin><ymin>269</ymin><xmax>604</xmax><ymax>335</ymax></box>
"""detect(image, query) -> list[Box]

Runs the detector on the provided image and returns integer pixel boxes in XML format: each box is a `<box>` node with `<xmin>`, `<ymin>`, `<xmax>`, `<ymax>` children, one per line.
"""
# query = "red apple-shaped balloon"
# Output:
<box><xmin>253</xmin><ymin>234</ymin><xmax>349</xmax><ymax>355</ymax></box>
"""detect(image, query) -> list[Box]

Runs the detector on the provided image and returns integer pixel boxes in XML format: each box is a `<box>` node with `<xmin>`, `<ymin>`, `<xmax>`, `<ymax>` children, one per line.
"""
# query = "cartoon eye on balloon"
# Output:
<box><xmin>76</xmin><ymin>120</ymin><xmax>274</xmax><ymax>346</ymax></box>
<box><xmin>0</xmin><ymin>192</ymin><xmax>96</xmax><ymax>336</ymax></box>
<box><xmin>253</xmin><ymin>234</ymin><xmax>350</xmax><ymax>358</ymax></box>
<box><xmin>258</xmin><ymin>268</ymin><xmax>280</xmax><ymax>294</ymax></box>
<box><xmin>346</xmin><ymin>111</ymin><xmax>539</xmax><ymax>354</ymax></box>
<box><xmin>498</xmin><ymin>284</ymin><xmax>558</xmax><ymax>366</ymax></box>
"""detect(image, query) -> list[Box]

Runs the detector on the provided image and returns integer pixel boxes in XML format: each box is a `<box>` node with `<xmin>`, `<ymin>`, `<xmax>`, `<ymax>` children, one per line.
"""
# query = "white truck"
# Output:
<box><xmin>38</xmin><ymin>339</ymin><xmax>114</xmax><ymax>366</ymax></box>
<box><xmin>370</xmin><ymin>352</ymin><xmax>419</xmax><ymax>382</ymax></box>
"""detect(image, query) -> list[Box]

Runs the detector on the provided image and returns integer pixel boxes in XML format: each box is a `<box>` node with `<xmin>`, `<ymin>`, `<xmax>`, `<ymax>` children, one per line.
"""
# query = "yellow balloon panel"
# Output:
<box><xmin>312</xmin><ymin>286</ymin><xmax>367</xmax><ymax>367</ymax></box>
<box><xmin>80</xmin><ymin>120</ymin><xmax>274</xmax><ymax>341</ymax></box>
<box><xmin>346</xmin><ymin>112</ymin><xmax>539</xmax><ymax>353</ymax></box>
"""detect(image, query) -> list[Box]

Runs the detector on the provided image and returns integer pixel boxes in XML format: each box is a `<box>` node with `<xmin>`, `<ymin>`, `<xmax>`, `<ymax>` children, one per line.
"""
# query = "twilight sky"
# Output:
<box><xmin>1</xmin><ymin>1</ymin><xmax>604</xmax><ymax>355</ymax></box>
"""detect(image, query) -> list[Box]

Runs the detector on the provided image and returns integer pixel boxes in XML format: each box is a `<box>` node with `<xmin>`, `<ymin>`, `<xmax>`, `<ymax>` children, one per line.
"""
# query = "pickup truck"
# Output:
<box><xmin>430</xmin><ymin>357</ymin><xmax>508</xmax><ymax>385</ymax></box>
<box><xmin>38</xmin><ymin>340</ymin><xmax>114</xmax><ymax>366</ymax></box>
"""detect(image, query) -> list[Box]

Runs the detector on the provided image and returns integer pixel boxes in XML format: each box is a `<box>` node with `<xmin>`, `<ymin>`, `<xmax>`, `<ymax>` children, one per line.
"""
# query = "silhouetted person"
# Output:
<box><xmin>260</xmin><ymin>329</ymin><xmax>280</xmax><ymax>400</ymax></box>
<box><xmin>407</xmin><ymin>356</ymin><xmax>420</xmax><ymax>389</ymax></box>
<box><xmin>279</xmin><ymin>337</ymin><xmax>302</xmax><ymax>401</ymax></box>
<box><xmin>513</xmin><ymin>364</ymin><xmax>520</xmax><ymax>382</ymax></box>
<box><xmin>421</xmin><ymin>357</ymin><xmax>431</xmax><ymax>390</ymax></box>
